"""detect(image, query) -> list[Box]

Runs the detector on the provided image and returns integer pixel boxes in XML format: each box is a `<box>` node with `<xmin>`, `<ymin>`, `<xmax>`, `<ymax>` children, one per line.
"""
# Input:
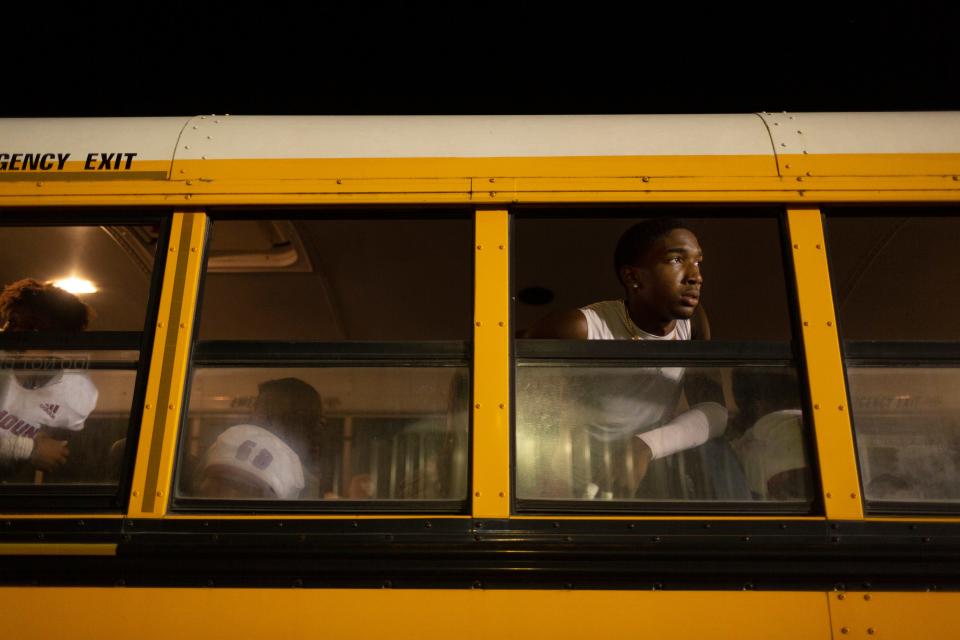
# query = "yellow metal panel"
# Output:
<box><xmin>1</xmin><ymin>153</ymin><xmax>959</xmax><ymax>206</ymax></box>
<box><xmin>828</xmin><ymin>591</ymin><xmax>960</xmax><ymax>639</ymax></box>
<box><xmin>3</xmin><ymin>187</ymin><xmax>960</xmax><ymax>209</ymax></box>
<box><xmin>4</xmin><ymin>153</ymin><xmax>958</xmax><ymax>189</ymax></box>
<box><xmin>9</xmin><ymin>172</ymin><xmax>959</xmax><ymax>199</ymax></box>
<box><xmin>0</xmin><ymin>543</ymin><xmax>116</xmax><ymax>556</ymax></box>
<box><xmin>513</xmin><ymin>175</ymin><xmax>960</xmax><ymax>193</ymax></box>
<box><xmin>128</xmin><ymin>212</ymin><xmax>208</xmax><ymax>518</ymax></box>
<box><xmin>171</xmin><ymin>155</ymin><xmax>780</xmax><ymax>181</ymax></box>
<box><xmin>780</xmin><ymin>152</ymin><xmax>960</xmax><ymax>177</ymax></box>
<box><xmin>1</xmin><ymin>152</ymin><xmax>958</xmax><ymax>208</ymax></box>
<box><xmin>472</xmin><ymin>208</ymin><xmax>511</xmax><ymax>518</ymax></box>
<box><xmin>787</xmin><ymin>208</ymin><xmax>863</xmax><ymax>520</ymax></box>
<box><xmin>0</xmin><ymin>588</ymin><xmax>833</xmax><ymax>640</ymax></box>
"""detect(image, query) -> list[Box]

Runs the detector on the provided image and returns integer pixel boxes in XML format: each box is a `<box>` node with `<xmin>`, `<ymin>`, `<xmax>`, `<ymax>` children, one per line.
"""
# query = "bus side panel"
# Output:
<box><xmin>0</xmin><ymin>588</ymin><xmax>835</xmax><ymax>639</ymax></box>
<box><xmin>828</xmin><ymin>591</ymin><xmax>960</xmax><ymax>639</ymax></box>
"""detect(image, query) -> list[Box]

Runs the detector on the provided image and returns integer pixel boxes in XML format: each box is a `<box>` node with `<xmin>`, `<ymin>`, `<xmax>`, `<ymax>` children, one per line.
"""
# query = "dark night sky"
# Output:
<box><xmin>5</xmin><ymin>3</ymin><xmax>960</xmax><ymax>117</ymax></box>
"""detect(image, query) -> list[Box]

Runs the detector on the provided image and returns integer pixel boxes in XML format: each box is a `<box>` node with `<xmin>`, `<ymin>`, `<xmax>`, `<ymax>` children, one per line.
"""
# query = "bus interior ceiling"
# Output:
<box><xmin>826</xmin><ymin>215</ymin><xmax>960</xmax><ymax>341</ymax></box>
<box><xmin>0</xmin><ymin>224</ymin><xmax>155</xmax><ymax>332</ymax></box>
<box><xmin>198</xmin><ymin>217</ymin><xmax>473</xmax><ymax>341</ymax></box>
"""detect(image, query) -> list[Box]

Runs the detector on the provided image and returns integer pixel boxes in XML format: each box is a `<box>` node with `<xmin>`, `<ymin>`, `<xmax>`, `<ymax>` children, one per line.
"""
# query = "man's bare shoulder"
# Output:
<box><xmin>524</xmin><ymin>308</ymin><xmax>589</xmax><ymax>339</ymax></box>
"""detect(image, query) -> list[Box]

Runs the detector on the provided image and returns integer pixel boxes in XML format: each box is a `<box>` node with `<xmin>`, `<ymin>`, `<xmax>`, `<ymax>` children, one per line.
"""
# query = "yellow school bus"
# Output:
<box><xmin>0</xmin><ymin>113</ymin><xmax>959</xmax><ymax>639</ymax></box>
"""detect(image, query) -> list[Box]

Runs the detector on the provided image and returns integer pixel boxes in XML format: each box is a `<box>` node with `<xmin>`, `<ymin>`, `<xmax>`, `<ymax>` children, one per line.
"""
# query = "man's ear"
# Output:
<box><xmin>620</xmin><ymin>265</ymin><xmax>643</xmax><ymax>289</ymax></box>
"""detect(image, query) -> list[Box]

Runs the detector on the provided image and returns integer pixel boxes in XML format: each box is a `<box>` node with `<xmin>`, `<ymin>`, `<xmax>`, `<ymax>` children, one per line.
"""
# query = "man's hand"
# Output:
<box><xmin>30</xmin><ymin>431</ymin><xmax>69</xmax><ymax>471</ymax></box>
<box><xmin>627</xmin><ymin>436</ymin><xmax>653</xmax><ymax>494</ymax></box>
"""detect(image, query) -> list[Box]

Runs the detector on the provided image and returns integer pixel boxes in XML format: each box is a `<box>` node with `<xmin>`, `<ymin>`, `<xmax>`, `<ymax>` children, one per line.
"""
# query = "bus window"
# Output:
<box><xmin>826</xmin><ymin>211</ymin><xmax>960</xmax><ymax>511</ymax></box>
<box><xmin>514</xmin><ymin>212</ymin><xmax>814</xmax><ymax>511</ymax></box>
<box><xmin>0</xmin><ymin>220</ymin><xmax>162</xmax><ymax>505</ymax></box>
<box><xmin>176</xmin><ymin>367</ymin><xmax>468</xmax><ymax>502</ymax></box>
<box><xmin>172</xmin><ymin>212</ymin><xmax>472</xmax><ymax>511</ymax></box>
<box><xmin>846</xmin><ymin>368</ymin><xmax>960</xmax><ymax>504</ymax></box>
<box><xmin>517</xmin><ymin>364</ymin><xmax>810</xmax><ymax>502</ymax></box>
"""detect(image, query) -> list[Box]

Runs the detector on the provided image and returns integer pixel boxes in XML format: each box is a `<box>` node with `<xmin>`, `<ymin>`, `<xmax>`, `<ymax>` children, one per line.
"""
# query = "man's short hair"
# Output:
<box><xmin>614</xmin><ymin>218</ymin><xmax>693</xmax><ymax>284</ymax></box>
<box><xmin>256</xmin><ymin>377</ymin><xmax>323</xmax><ymax>449</ymax></box>
<box><xmin>0</xmin><ymin>278</ymin><xmax>91</xmax><ymax>331</ymax></box>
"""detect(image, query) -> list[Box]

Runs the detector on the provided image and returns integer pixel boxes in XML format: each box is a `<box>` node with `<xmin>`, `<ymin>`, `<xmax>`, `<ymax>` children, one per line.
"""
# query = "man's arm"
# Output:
<box><xmin>0</xmin><ymin>431</ymin><xmax>69</xmax><ymax>472</ymax></box>
<box><xmin>523</xmin><ymin>309</ymin><xmax>589</xmax><ymax>339</ymax></box>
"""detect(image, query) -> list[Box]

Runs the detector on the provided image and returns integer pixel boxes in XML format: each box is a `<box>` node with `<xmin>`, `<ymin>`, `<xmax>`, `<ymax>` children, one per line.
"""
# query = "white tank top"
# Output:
<box><xmin>581</xmin><ymin>299</ymin><xmax>691</xmax><ymax>341</ymax></box>
<box><xmin>577</xmin><ymin>300</ymin><xmax>690</xmax><ymax>442</ymax></box>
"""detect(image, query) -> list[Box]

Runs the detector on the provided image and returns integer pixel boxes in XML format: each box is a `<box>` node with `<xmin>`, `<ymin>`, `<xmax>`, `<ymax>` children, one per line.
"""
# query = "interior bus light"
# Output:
<box><xmin>53</xmin><ymin>277</ymin><xmax>97</xmax><ymax>294</ymax></box>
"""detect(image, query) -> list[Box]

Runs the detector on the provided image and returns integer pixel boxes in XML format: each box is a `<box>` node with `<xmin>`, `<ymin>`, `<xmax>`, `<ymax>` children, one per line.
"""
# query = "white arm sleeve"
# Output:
<box><xmin>0</xmin><ymin>434</ymin><xmax>34</xmax><ymax>463</ymax></box>
<box><xmin>636</xmin><ymin>402</ymin><xmax>728</xmax><ymax>460</ymax></box>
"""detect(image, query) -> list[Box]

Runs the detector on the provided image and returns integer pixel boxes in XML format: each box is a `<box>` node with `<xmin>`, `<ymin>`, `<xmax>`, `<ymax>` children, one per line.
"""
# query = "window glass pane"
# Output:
<box><xmin>176</xmin><ymin>367</ymin><xmax>469</xmax><ymax>502</ymax></box>
<box><xmin>848</xmin><ymin>367</ymin><xmax>960</xmax><ymax>504</ymax></box>
<box><xmin>0</xmin><ymin>224</ymin><xmax>159</xmax><ymax>331</ymax></box>
<box><xmin>826</xmin><ymin>214</ymin><xmax>960</xmax><ymax>340</ymax></box>
<box><xmin>197</xmin><ymin>217</ymin><xmax>472</xmax><ymax>341</ymax></box>
<box><xmin>516</xmin><ymin>214</ymin><xmax>791</xmax><ymax>341</ymax></box>
<box><xmin>0</xmin><ymin>364</ymin><xmax>136</xmax><ymax>485</ymax></box>
<box><xmin>516</xmin><ymin>364</ymin><xmax>813</xmax><ymax>503</ymax></box>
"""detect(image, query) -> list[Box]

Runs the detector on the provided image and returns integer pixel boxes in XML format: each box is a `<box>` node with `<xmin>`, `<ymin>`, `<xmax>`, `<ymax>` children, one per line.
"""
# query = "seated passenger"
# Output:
<box><xmin>730</xmin><ymin>369</ymin><xmax>811</xmax><ymax>501</ymax></box>
<box><xmin>526</xmin><ymin>219</ymin><xmax>725</xmax><ymax>497</ymax></box>
<box><xmin>0</xmin><ymin>279</ymin><xmax>98</xmax><ymax>474</ymax></box>
<box><xmin>198</xmin><ymin>424</ymin><xmax>305</xmax><ymax>499</ymax></box>
<box><xmin>197</xmin><ymin>377</ymin><xmax>322</xmax><ymax>500</ymax></box>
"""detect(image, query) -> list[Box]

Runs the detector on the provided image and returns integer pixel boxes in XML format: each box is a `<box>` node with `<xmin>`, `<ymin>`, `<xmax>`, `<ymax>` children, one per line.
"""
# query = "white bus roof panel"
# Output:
<box><xmin>760</xmin><ymin>112</ymin><xmax>960</xmax><ymax>155</ymax></box>
<box><xmin>0</xmin><ymin>117</ymin><xmax>191</xmax><ymax>162</ymax></box>
<box><xmin>173</xmin><ymin>114</ymin><xmax>775</xmax><ymax>160</ymax></box>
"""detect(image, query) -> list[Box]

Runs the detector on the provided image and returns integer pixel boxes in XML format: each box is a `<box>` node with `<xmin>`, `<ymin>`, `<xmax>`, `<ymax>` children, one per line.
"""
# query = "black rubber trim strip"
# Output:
<box><xmin>515</xmin><ymin>498</ymin><xmax>813</xmax><ymax>515</ymax></box>
<box><xmin>1</xmin><ymin>518</ymin><xmax>960</xmax><ymax>591</ymax></box>
<box><xmin>865</xmin><ymin>500</ymin><xmax>960</xmax><ymax>516</ymax></box>
<box><xmin>0</xmin><ymin>332</ymin><xmax>142</xmax><ymax>351</ymax></box>
<box><xmin>516</xmin><ymin>339</ymin><xmax>795</xmax><ymax>363</ymax></box>
<box><xmin>844</xmin><ymin>340</ymin><xmax>960</xmax><ymax>364</ymax></box>
<box><xmin>171</xmin><ymin>498</ymin><xmax>468</xmax><ymax>515</ymax></box>
<box><xmin>192</xmin><ymin>340</ymin><xmax>471</xmax><ymax>365</ymax></box>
